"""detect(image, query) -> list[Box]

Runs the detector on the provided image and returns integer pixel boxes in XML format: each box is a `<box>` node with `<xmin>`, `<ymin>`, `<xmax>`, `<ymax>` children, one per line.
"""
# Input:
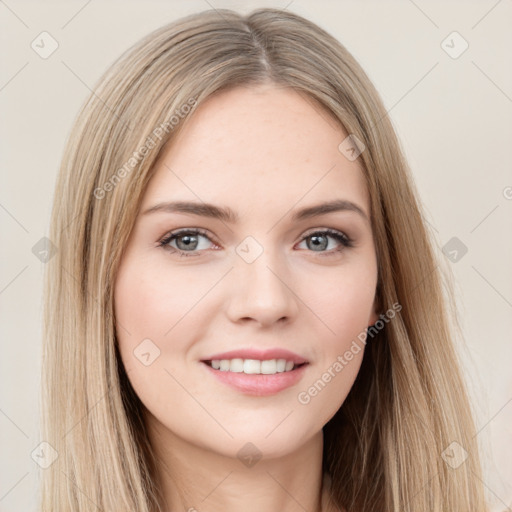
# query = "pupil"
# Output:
<box><xmin>309</xmin><ymin>235</ymin><xmax>327</xmax><ymax>251</ymax></box>
<box><xmin>177</xmin><ymin>234</ymin><xmax>197</xmax><ymax>250</ymax></box>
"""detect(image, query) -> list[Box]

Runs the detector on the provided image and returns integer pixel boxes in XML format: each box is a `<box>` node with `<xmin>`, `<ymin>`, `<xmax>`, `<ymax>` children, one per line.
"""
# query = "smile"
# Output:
<box><xmin>204</xmin><ymin>358</ymin><xmax>306</xmax><ymax>375</ymax></box>
<box><xmin>200</xmin><ymin>360</ymin><xmax>309</xmax><ymax>396</ymax></box>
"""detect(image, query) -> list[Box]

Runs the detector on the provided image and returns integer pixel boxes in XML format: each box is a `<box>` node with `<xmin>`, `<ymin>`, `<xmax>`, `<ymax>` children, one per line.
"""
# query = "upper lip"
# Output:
<box><xmin>201</xmin><ymin>348</ymin><xmax>308</xmax><ymax>365</ymax></box>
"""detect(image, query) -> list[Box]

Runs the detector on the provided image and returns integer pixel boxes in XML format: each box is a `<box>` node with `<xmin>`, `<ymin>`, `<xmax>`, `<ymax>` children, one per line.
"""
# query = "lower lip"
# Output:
<box><xmin>200</xmin><ymin>362</ymin><xmax>309</xmax><ymax>396</ymax></box>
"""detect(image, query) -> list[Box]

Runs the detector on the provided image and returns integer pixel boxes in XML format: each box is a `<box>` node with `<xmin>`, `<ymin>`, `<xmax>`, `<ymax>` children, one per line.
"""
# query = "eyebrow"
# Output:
<box><xmin>142</xmin><ymin>199</ymin><xmax>369</xmax><ymax>223</ymax></box>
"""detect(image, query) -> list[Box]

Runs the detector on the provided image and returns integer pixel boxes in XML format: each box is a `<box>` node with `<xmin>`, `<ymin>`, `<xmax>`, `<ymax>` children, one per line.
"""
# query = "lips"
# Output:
<box><xmin>200</xmin><ymin>356</ymin><xmax>309</xmax><ymax>396</ymax></box>
<box><xmin>200</xmin><ymin>348</ymin><xmax>309</xmax><ymax>365</ymax></box>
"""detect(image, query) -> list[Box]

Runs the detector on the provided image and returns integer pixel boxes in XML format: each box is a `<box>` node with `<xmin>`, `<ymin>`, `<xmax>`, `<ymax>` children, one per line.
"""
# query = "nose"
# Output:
<box><xmin>225</xmin><ymin>249</ymin><xmax>299</xmax><ymax>327</ymax></box>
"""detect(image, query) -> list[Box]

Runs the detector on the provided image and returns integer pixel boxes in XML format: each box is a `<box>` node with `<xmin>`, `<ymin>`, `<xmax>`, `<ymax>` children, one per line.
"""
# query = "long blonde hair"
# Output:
<box><xmin>41</xmin><ymin>7</ymin><xmax>488</xmax><ymax>511</ymax></box>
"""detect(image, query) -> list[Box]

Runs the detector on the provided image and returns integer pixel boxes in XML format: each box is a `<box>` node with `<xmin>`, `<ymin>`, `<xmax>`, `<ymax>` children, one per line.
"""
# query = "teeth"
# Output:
<box><xmin>209</xmin><ymin>358</ymin><xmax>299</xmax><ymax>375</ymax></box>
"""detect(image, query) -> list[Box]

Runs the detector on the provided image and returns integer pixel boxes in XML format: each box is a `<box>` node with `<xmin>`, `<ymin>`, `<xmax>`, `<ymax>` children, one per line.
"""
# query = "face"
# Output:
<box><xmin>114</xmin><ymin>84</ymin><xmax>379</xmax><ymax>460</ymax></box>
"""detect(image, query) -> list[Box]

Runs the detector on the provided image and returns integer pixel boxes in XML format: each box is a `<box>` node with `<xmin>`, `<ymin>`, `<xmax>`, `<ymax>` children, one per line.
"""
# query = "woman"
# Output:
<box><xmin>41</xmin><ymin>7</ymin><xmax>489</xmax><ymax>511</ymax></box>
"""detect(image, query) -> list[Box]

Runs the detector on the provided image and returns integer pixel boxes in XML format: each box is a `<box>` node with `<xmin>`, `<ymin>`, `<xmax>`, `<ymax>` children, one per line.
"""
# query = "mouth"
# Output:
<box><xmin>200</xmin><ymin>347</ymin><xmax>309</xmax><ymax>375</ymax></box>
<box><xmin>201</xmin><ymin>359</ymin><xmax>309</xmax><ymax>375</ymax></box>
<box><xmin>199</xmin><ymin>358</ymin><xmax>310</xmax><ymax>396</ymax></box>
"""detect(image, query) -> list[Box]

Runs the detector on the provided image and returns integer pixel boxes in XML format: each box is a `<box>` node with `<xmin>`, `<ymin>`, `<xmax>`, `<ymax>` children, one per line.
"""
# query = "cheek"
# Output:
<box><xmin>294</xmin><ymin>269</ymin><xmax>373</xmax><ymax>425</ymax></box>
<box><xmin>114</xmin><ymin>257</ymin><xmax>223</xmax><ymax>388</ymax></box>
<box><xmin>114</xmin><ymin>261</ymin><xmax>182</xmax><ymax>375</ymax></box>
<box><xmin>293</xmin><ymin>257</ymin><xmax>376</xmax><ymax>414</ymax></box>
<box><xmin>115</xmin><ymin>258</ymin><xmax>209</xmax><ymax>345</ymax></box>
<box><xmin>113</xmin><ymin>260</ymin><xmax>205</xmax><ymax>418</ymax></box>
<box><xmin>305</xmin><ymin>258</ymin><xmax>377</xmax><ymax>343</ymax></box>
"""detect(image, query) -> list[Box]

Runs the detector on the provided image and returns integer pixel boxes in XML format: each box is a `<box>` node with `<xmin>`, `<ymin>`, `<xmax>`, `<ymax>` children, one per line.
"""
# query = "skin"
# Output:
<box><xmin>114</xmin><ymin>83</ymin><xmax>379</xmax><ymax>512</ymax></box>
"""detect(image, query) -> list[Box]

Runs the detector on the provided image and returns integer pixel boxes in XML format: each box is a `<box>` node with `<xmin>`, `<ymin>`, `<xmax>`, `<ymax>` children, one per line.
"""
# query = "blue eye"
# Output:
<box><xmin>297</xmin><ymin>229</ymin><xmax>354</xmax><ymax>254</ymax></box>
<box><xmin>158</xmin><ymin>228</ymin><xmax>214</xmax><ymax>257</ymax></box>
<box><xmin>158</xmin><ymin>228</ymin><xmax>353</xmax><ymax>258</ymax></box>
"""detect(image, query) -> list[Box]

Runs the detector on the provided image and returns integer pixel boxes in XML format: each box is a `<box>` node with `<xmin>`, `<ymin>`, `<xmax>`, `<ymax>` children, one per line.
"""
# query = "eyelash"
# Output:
<box><xmin>157</xmin><ymin>228</ymin><xmax>354</xmax><ymax>258</ymax></box>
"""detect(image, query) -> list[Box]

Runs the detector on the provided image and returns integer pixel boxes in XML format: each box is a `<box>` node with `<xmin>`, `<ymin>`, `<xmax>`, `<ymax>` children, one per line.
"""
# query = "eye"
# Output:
<box><xmin>158</xmin><ymin>227</ymin><xmax>354</xmax><ymax>258</ymax></box>
<box><xmin>158</xmin><ymin>228</ymin><xmax>216</xmax><ymax>257</ymax></box>
<box><xmin>296</xmin><ymin>229</ymin><xmax>353</xmax><ymax>255</ymax></box>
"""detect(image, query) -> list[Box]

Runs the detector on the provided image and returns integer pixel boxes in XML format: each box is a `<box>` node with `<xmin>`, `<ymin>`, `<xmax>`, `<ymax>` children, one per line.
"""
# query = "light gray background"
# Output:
<box><xmin>1</xmin><ymin>1</ymin><xmax>511</xmax><ymax>510</ymax></box>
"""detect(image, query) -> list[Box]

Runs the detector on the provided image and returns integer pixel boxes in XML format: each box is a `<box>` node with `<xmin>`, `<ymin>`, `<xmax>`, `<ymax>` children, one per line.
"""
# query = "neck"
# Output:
<box><xmin>146</xmin><ymin>412</ymin><xmax>328</xmax><ymax>512</ymax></box>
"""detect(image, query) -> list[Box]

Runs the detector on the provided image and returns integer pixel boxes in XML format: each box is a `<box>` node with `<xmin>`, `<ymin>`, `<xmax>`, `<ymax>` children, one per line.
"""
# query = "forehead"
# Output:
<box><xmin>141</xmin><ymin>85</ymin><xmax>369</xmax><ymax>216</ymax></box>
